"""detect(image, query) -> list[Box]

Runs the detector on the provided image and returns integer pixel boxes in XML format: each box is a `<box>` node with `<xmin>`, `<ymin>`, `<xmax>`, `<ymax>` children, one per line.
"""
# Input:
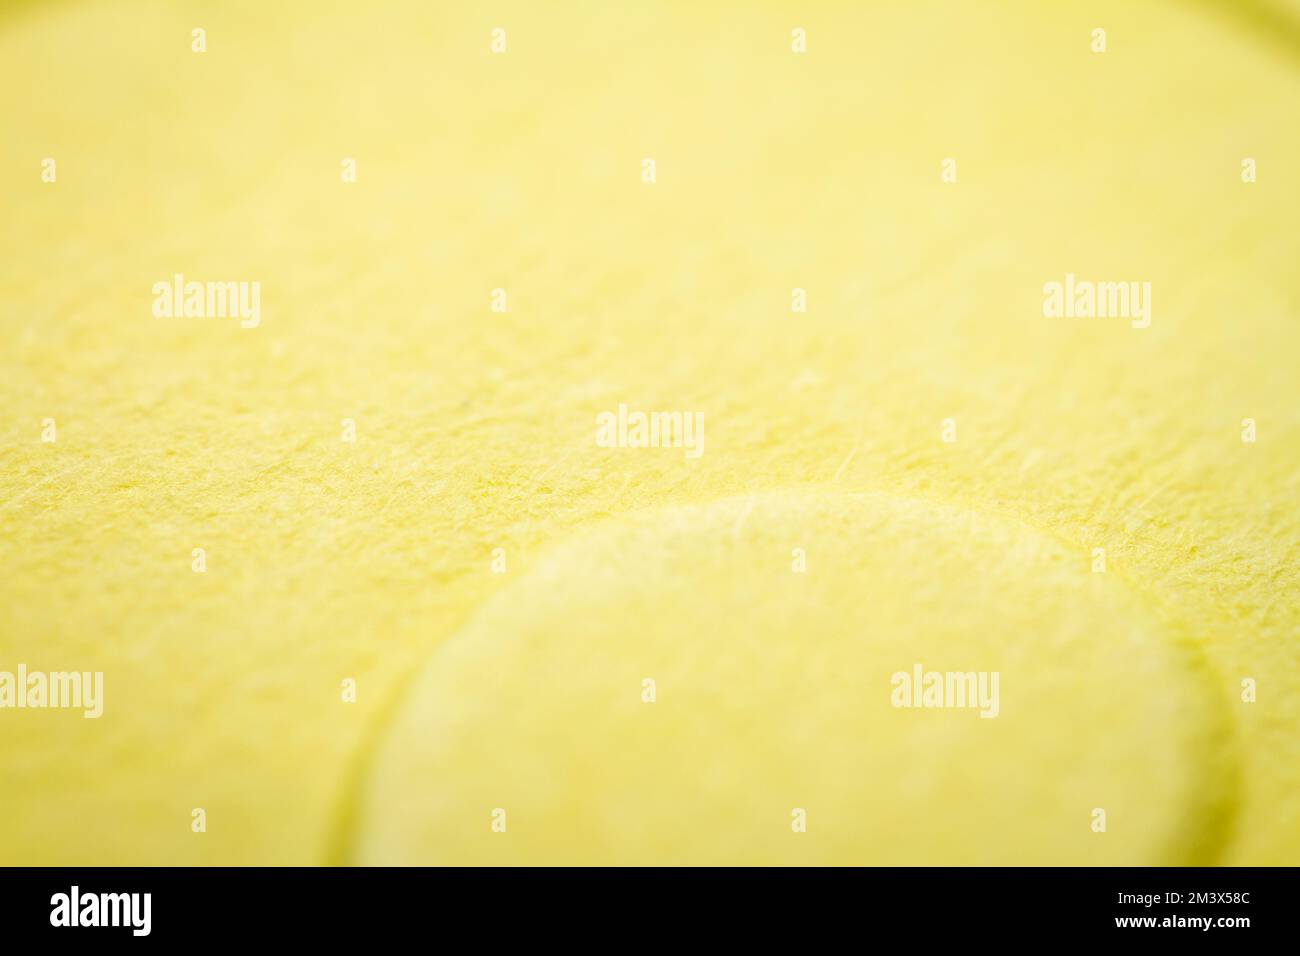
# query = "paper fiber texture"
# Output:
<box><xmin>0</xmin><ymin>1</ymin><xmax>1296</xmax><ymax>865</ymax></box>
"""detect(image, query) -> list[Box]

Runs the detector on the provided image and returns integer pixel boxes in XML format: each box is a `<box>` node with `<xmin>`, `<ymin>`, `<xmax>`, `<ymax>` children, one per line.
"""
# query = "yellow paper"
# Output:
<box><xmin>1</xmin><ymin>0</ymin><xmax>1296</xmax><ymax>865</ymax></box>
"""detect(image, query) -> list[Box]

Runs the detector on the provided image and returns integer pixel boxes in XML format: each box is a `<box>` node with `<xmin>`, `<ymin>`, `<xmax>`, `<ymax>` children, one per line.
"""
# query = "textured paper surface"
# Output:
<box><xmin>1</xmin><ymin>0</ymin><xmax>1297</xmax><ymax>864</ymax></box>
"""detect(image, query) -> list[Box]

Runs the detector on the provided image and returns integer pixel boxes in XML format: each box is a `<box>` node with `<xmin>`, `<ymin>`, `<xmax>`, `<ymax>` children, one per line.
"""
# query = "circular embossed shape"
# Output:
<box><xmin>349</xmin><ymin>491</ymin><xmax>1228</xmax><ymax>864</ymax></box>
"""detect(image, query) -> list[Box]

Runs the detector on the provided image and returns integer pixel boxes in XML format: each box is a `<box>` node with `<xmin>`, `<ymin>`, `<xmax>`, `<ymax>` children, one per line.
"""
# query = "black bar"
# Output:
<box><xmin>0</xmin><ymin>867</ymin><xmax>1291</xmax><ymax>943</ymax></box>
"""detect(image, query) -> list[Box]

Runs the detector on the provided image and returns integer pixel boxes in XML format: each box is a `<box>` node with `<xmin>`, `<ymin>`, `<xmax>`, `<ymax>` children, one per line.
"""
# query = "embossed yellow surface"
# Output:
<box><xmin>1</xmin><ymin>1</ymin><xmax>1297</xmax><ymax>865</ymax></box>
